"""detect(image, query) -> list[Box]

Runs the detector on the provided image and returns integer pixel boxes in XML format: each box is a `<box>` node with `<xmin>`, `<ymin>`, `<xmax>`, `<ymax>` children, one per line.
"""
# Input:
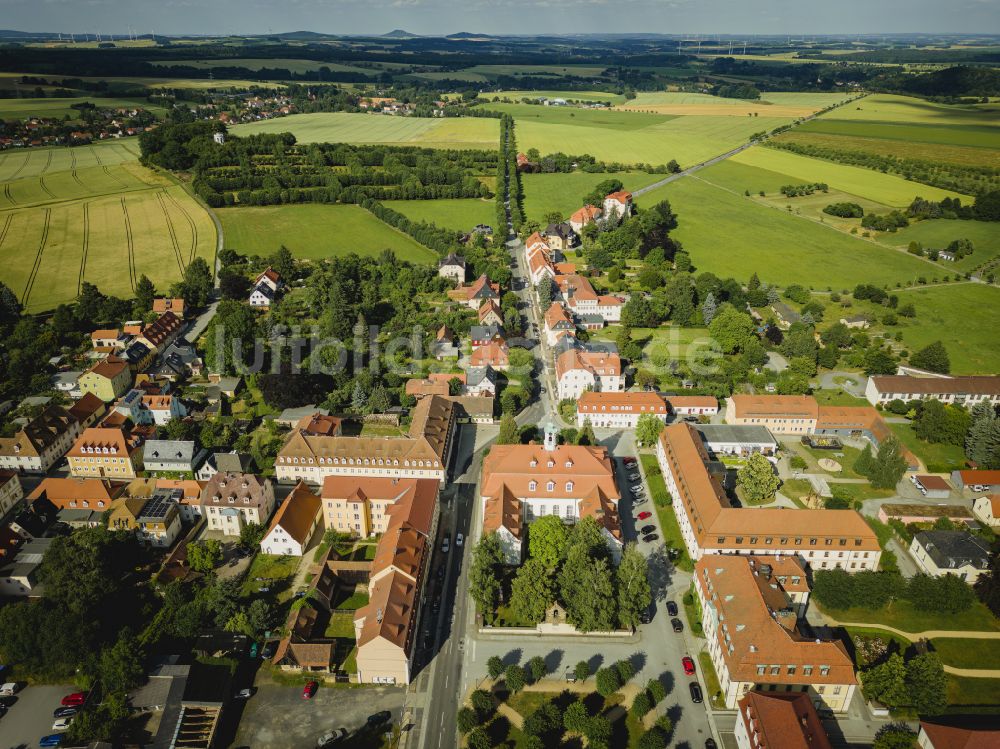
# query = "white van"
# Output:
<box><xmin>0</xmin><ymin>682</ymin><xmax>20</xmax><ymax>696</ymax></box>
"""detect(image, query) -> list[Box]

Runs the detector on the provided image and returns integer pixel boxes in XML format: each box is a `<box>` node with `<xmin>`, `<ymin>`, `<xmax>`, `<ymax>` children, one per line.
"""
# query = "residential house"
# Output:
<box><xmin>91</xmin><ymin>328</ymin><xmax>127</xmax><ymax>352</ymax></box>
<box><xmin>696</xmin><ymin>554</ymin><xmax>857</xmax><ymax>713</ymax></box>
<box><xmin>735</xmin><ymin>690</ymin><xmax>833</xmax><ymax>749</ymax></box>
<box><xmin>575</xmin><ymin>391</ymin><xmax>668</xmax><ymax>429</ymax></box>
<box><xmin>770</xmin><ymin>302</ymin><xmax>802</xmax><ymax>330</ymax></box>
<box><xmin>353</xmin><ymin>476</ymin><xmax>440</xmax><ymax>685</ymax></box>
<box><xmin>544</xmin><ymin>302</ymin><xmax>576</xmax><ymax>346</ymax></box>
<box><xmin>196</xmin><ymin>452</ymin><xmax>253</xmax><ymax>482</ymax></box>
<box><xmin>665</xmin><ymin>395</ymin><xmax>719</xmax><ymax>417</ymax></box>
<box><xmin>261</xmin><ymin>482</ymin><xmax>323</xmax><ymax>556</ymax></box>
<box><xmin>917</xmin><ymin>721</ymin><xmax>1000</xmax><ymax>749</ymax></box>
<box><xmin>865</xmin><ymin>374</ymin><xmax>1000</xmax><ymax>408</ymax></box>
<box><xmin>27</xmin><ymin>478</ymin><xmax>123</xmax><ymax>517</ymax></box>
<box><xmin>201</xmin><ymin>472</ymin><xmax>276</xmax><ymax>536</ymax></box>
<box><xmin>137</xmin><ymin>312</ymin><xmax>183</xmax><ymax>355</ymax></box>
<box><xmin>470</xmin><ymin>324</ymin><xmax>505</xmax><ymax>350</ymax></box>
<box><xmin>556</xmin><ymin>348</ymin><xmax>623</xmax><ymax>401</ymax></box>
<box><xmin>137</xmin><ymin>478</ymin><xmax>204</xmax><ymax>524</ymax></box>
<box><xmin>478</xmin><ymin>300</ymin><xmax>504</xmax><ymax>328</ymax></box>
<box><xmin>143</xmin><ymin>440</ymin><xmax>204</xmax><ymax>475</ymax></box>
<box><xmin>79</xmin><ymin>356</ymin><xmax>133</xmax><ymax>402</ymax></box>
<box><xmin>123</xmin><ymin>340</ymin><xmax>155</xmax><ymax>372</ymax></box>
<box><xmin>569</xmin><ymin>204</ymin><xmax>602</xmax><ymax>233</ymax></box>
<box><xmin>481</xmin><ymin>423</ymin><xmax>622</xmax><ymax>565</ymax></box>
<box><xmin>839</xmin><ymin>315</ymin><xmax>869</xmax><ymax>330</ymax></box>
<box><xmin>461</xmin><ymin>274</ymin><xmax>500</xmax><ymax>310</ymax></box>
<box><xmin>248</xmin><ymin>282</ymin><xmax>275</xmax><ymax>308</ymax></box>
<box><xmin>67</xmin><ymin>393</ymin><xmax>107</xmax><ymax>428</ymax></box>
<box><xmin>142</xmin><ymin>394</ymin><xmax>187</xmax><ymax>425</ymax></box>
<box><xmin>543</xmin><ymin>222</ymin><xmax>577</xmax><ymax>251</ymax></box>
<box><xmin>909</xmin><ymin>530</ymin><xmax>990</xmax><ymax>583</ymax></box>
<box><xmin>0</xmin><ymin>405</ymin><xmax>82</xmax><ymax>473</ymax></box>
<box><xmin>275</xmin><ymin>396</ymin><xmax>456</xmax><ymax>485</ymax></box>
<box><xmin>50</xmin><ymin>370</ymin><xmax>82</xmax><ymax>398</ymax></box>
<box><xmin>972</xmin><ymin>495</ymin><xmax>1000</xmax><ymax>528</ymax></box>
<box><xmin>437</xmin><ymin>253</ymin><xmax>466</xmax><ymax>286</ymax></box>
<box><xmin>466</xmin><ymin>366</ymin><xmax>497</xmax><ymax>397</ymax></box>
<box><xmin>322</xmin><ymin>476</ymin><xmax>439</xmax><ymax>538</ymax></box>
<box><xmin>470</xmin><ymin>341</ymin><xmax>510</xmax><ymax>370</ymax></box>
<box><xmin>602</xmin><ymin>191</ymin><xmax>632</xmax><ymax>222</ymax></box>
<box><xmin>254</xmin><ymin>267</ymin><xmax>282</xmax><ymax>294</ymax></box>
<box><xmin>555</xmin><ymin>274</ymin><xmax>625</xmax><ymax>323</ymax></box>
<box><xmin>0</xmin><ymin>470</ymin><xmax>24</xmax><ymax>516</ymax></box>
<box><xmin>67</xmin><ymin>427</ymin><xmax>144</xmax><ymax>479</ymax></box>
<box><xmin>134</xmin><ymin>490</ymin><xmax>183</xmax><ymax>547</ymax></box>
<box><xmin>405</xmin><ymin>378</ymin><xmax>451</xmax><ymax>400</ymax></box>
<box><xmin>151</xmin><ymin>342</ymin><xmax>203</xmax><ymax>381</ymax></box>
<box><xmin>0</xmin><ymin>538</ymin><xmax>54</xmax><ymax>597</ymax></box>
<box><xmin>657</xmin><ymin>424</ymin><xmax>880</xmax><ymax>570</ymax></box>
<box><xmin>432</xmin><ymin>325</ymin><xmax>460</xmax><ymax>360</ymax></box>
<box><xmin>952</xmin><ymin>470</ymin><xmax>1000</xmax><ymax>493</ymax></box>
<box><xmin>108</xmin><ymin>495</ymin><xmax>151</xmax><ymax>534</ymax></box>
<box><xmin>153</xmin><ymin>298</ymin><xmax>186</xmax><ymax>318</ymax></box>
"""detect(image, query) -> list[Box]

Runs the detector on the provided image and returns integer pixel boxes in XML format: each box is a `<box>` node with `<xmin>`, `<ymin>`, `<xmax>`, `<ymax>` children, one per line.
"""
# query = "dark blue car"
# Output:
<box><xmin>39</xmin><ymin>734</ymin><xmax>64</xmax><ymax>747</ymax></box>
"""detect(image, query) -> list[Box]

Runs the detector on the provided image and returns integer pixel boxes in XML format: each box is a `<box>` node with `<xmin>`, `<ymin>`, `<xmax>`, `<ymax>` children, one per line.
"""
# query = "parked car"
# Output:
<box><xmin>682</xmin><ymin>656</ymin><xmax>696</xmax><ymax>676</ymax></box>
<box><xmin>456</xmin><ymin>533</ymin><xmax>464</xmax><ymax>548</ymax></box>
<box><xmin>52</xmin><ymin>707</ymin><xmax>78</xmax><ymax>719</ymax></box>
<box><xmin>302</xmin><ymin>681</ymin><xmax>318</xmax><ymax>699</ymax></box>
<box><xmin>623</xmin><ymin>457</ymin><xmax>637</xmax><ymax>466</ymax></box>
<box><xmin>0</xmin><ymin>683</ymin><xmax>20</xmax><ymax>696</ymax></box>
<box><xmin>637</xmin><ymin>511</ymin><xmax>652</xmax><ymax>520</ymax></box>
<box><xmin>441</xmin><ymin>535</ymin><xmax>451</xmax><ymax>553</ymax></box>
<box><xmin>640</xmin><ymin>524</ymin><xmax>655</xmax><ymax>535</ymax></box>
<box><xmin>60</xmin><ymin>692</ymin><xmax>86</xmax><ymax>707</ymax></box>
<box><xmin>639</xmin><ymin>607</ymin><xmax>653</xmax><ymax>625</ymax></box>
<box><xmin>317</xmin><ymin>728</ymin><xmax>348</xmax><ymax>747</ymax></box>
<box><xmin>666</xmin><ymin>600</ymin><xmax>679</xmax><ymax>617</ymax></box>
<box><xmin>689</xmin><ymin>682</ymin><xmax>703</xmax><ymax>703</ymax></box>
<box><xmin>630</xmin><ymin>485</ymin><xmax>644</xmax><ymax>494</ymax></box>
<box><xmin>642</xmin><ymin>534</ymin><xmax>659</xmax><ymax>543</ymax></box>
<box><xmin>367</xmin><ymin>710</ymin><xmax>392</xmax><ymax>726</ymax></box>
<box><xmin>250</xmin><ymin>643</ymin><xmax>259</xmax><ymax>658</ymax></box>
<box><xmin>39</xmin><ymin>734</ymin><xmax>64</xmax><ymax>747</ymax></box>
<box><xmin>261</xmin><ymin>642</ymin><xmax>276</xmax><ymax>659</ymax></box>
<box><xmin>671</xmin><ymin>618</ymin><xmax>684</xmax><ymax>633</ymax></box>
<box><xmin>628</xmin><ymin>473</ymin><xmax>640</xmax><ymax>481</ymax></box>
<box><xmin>234</xmin><ymin>688</ymin><xmax>253</xmax><ymax>700</ymax></box>
<box><xmin>52</xmin><ymin>717</ymin><xmax>74</xmax><ymax>731</ymax></box>
<box><xmin>705</xmin><ymin>739</ymin><xmax>718</xmax><ymax>749</ymax></box>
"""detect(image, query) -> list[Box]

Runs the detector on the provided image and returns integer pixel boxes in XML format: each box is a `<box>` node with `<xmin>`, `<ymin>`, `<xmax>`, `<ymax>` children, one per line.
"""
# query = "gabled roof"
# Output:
<box><xmin>140</xmin><ymin>312</ymin><xmax>182</xmax><ymax>348</ymax></box>
<box><xmin>68</xmin><ymin>427</ymin><xmax>142</xmax><ymax>459</ymax></box>
<box><xmin>87</xmin><ymin>356</ymin><xmax>129</xmax><ymax>380</ymax></box>
<box><xmin>28</xmin><ymin>477</ymin><xmax>123</xmax><ymax>509</ymax></box>
<box><xmin>920</xmin><ymin>722</ymin><xmax>1000</xmax><ymax>749</ymax></box>
<box><xmin>466</xmin><ymin>274</ymin><xmax>500</xmax><ymax>300</ymax></box>
<box><xmin>143</xmin><ymin>439</ymin><xmax>196</xmax><ymax>464</ymax></box>
<box><xmin>482</xmin><ymin>443</ymin><xmax>620</xmax><ymax>502</ymax></box>
<box><xmin>439</xmin><ymin>252</ymin><xmax>466</xmax><ymax>268</ymax></box>
<box><xmin>604</xmin><ymin>190</ymin><xmax>632</xmax><ymax>204</ymax></box>
<box><xmin>483</xmin><ymin>485</ymin><xmax>522</xmax><ymax>539</ymax></box>
<box><xmin>68</xmin><ymin>393</ymin><xmax>107</xmax><ymax>423</ymax></box>
<box><xmin>555</xmin><ymin>348</ymin><xmax>622</xmax><ymax>380</ymax></box>
<box><xmin>740</xmin><ymin>691</ymin><xmax>832</xmax><ymax>749</ymax></box>
<box><xmin>730</xmin><ymin>394</ymin><xmax>819</xmax><ymax>420</ymax></box>
<box><xmin>266</xmin><ymin>481</ymin><xmax>321</xmax><ymax>545</ymax></box>
<box><xmin>872</xmin><ymin>375</ymin><xmax>1000</xmax><ymax>397</ymax></box>
<box><xmin>913</xmin><ymin>530</ymin><xmax>990</xmax><ymax>570</ymax></box>
<box><xmin>0</xmin><ymin>404</ymin><xmax>78</xmax><ymax>458</ymax></box>
<box><xmin>570</xmin><ymin>204</ymin><xmax>602</xmax><ymax>225</ymax></box>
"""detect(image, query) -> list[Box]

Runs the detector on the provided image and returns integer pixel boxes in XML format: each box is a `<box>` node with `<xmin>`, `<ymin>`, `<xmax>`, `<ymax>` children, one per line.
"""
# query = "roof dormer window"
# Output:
<box><xmin>529</xmin><ymin>481</ymin><xmax>537</xmax><ymax>491</ymax></box>
<box><xmin>546</xmin><ymin>481</ymin><xmax>555</xmax><ymax>492</ymax></box>
<box><xmin>565</xmin><ymin>481</ymin><xmax>574</xmax><ymax>492</ymax></box>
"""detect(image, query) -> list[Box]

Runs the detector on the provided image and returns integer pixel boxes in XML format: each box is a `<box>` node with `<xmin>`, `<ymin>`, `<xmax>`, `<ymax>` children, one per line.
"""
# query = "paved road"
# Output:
<box><xmin>632</xmin><ymin>142</ymin><xmax>756</xmax><ymax>197</ymax></box>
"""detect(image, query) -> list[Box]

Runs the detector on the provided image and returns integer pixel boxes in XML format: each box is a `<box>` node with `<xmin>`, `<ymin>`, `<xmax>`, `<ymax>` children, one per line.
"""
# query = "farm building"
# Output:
<box><xmin>912</xmin><ymin>474</ymin><xmax>952</xmax><ymax>499</ymax></box>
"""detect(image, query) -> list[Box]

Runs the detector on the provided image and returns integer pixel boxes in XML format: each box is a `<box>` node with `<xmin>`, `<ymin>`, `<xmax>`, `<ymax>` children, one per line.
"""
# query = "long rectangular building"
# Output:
<box><xmin>575</xmin><ymin>391</ymin><xmax>668</xmax><ymax>428</ymax></box>
<box><xmin>866</xmin><ymin>374</ymin><xmax>1000</xmax><ymax>407</ymax></box>
<box><xmin>656</xmin><ymin>424</ymin><xmax>880</xmax><ymax>571</ymax></box>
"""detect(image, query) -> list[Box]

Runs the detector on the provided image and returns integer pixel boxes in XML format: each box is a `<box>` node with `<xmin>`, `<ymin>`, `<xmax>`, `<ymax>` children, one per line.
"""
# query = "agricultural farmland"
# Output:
<box><xmin>381</xmin><ymin>198</ymin><xmax>496</xmax><ymax>233</ymax></box>
<box><xmin>217</xmin><ymin>204</ymin><xmax>438</xmax><ymax>263</ymax></box>
<box><xmin>637</xmin><ymin>176</ymin><xmax>933</xmax><ymax>288</ymax></box>
<box><xmin>0</xmin><ymin>143</ymin><xmax>216</xmax><ymax>312</ymax></box>
<box><xmin>0</xmin><ymin>96</ymin><xmax>167</xmax><ymax>121</ymax></box>
<box><xmin>229</xmin><ymin>112</ymin><xmax>499</xmax><ymax>150</ymax></box>
<box><xmin>521</xmin><ymin>171</ymin><xmax>666</xmax><ymax>223</ymax></box>
<box><xmin>618</xmin><ymin>91</ymin><xmax>851</xmax><ymax>117</ymax></box>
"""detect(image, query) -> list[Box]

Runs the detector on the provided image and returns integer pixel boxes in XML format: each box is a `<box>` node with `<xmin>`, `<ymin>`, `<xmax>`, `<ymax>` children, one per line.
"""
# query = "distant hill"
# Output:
<box><xmin>897</xmin><ymin>65</ymin><xmax>1000</xmax><ymax>97</ymax></box>
<box><xmin>447</xmin><ymin>32</ymin><xmax>493</xmax><ymax>40</ymax></box>
<box><xmin>274</xmin><ymin>31</ymin><xmax>336</xmax><ymax>40</ymax></box>
<box><xmin>383</xmin><ymin>29</ymin><xmax>420</xmax><ymax>38</ymax></box>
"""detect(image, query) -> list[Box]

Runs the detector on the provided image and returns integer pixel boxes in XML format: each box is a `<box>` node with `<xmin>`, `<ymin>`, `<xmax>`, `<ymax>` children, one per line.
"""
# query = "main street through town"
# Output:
<box><xmin>406</xmin><ymin>153</ymin><xmax>719</xmax><ymax>749</ymax></box>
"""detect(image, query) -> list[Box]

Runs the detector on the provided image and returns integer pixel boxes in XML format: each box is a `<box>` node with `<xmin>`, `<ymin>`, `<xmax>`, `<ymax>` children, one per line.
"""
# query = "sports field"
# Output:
<box><xmin>897</xmin><ymin>284</ymin><xmax>1000</xmax><ymax>374</ymax></box>
<box><xmin>491</xmin><ymin>102</ymin><xmax>789</xmax><ymax>167</ymax></box>
<box><xmin>0</xmin><ymin>142</ymin><xmax>216</xmax><ymax>312</ymax></box>
<box><xmin>381</xmin><ymin>198</ymin><xmax>495</xmax><ymax>232</ymax></box>
<box><xmin>637</xmin><ymin>177</ymin><xmax>933</xmax><ymax>288</ymax></box>
<box><xmin>217</xmin><ymin>204</ymin><xmax>438</xmax><ymax>263</ymax></box>
<box><xmin>229</xmin><ymin>113</ymin><xmax>499</xmax><ymax>150</ymax></box>
<box><xmin>731</xmin><ymin>146</ymin><xmax>967</xmax><ymax>205</ymax></box>
<box><xmin>521</xmin><ymin>171</ymin><xmax>666</xmax><ymax>222</ymax></box>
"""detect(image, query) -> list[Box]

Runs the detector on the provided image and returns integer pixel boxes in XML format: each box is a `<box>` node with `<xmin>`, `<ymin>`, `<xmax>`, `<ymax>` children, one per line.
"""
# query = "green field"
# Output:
<box><xmin>521</xmin><ymin>171</ymin><xmax>665</xmax><ymax>222</ymax></box>
<box><xmin>465</xmin><ymin>64</ymin><xmax>610</xmax><ymax>78</ymax></box>
<box><xmin>732</xmin><ymin>146</ymin><xmax>967</xmax><ymax>205</ymax></box>
<box><xmin>483</xmin><ymin>90</ymin><xmax>626</xmax><ymax>104</ymax></box>
<box><xmin>381</xmin><ymin>198</ymin><xmax>495</xmax><ymax>232</ymax></box>
<box><xmin>638</xmin><ymin>177</ymin><xmax>933</xmax><ymax>288</ymax></box>
<box><xmin>509</xmin><ymin>109</ymin><xmax>791</xmax><ymax>167</ymax></box>
<box><xmin>886</xmin><ymin>219</ymin><xmax>1000</xmax><ymax>272</ymax></box>
<box><xmin>775</xmin><ymin>130</ymin><xmax>1000</xmax><ymax>168</ymax></box>
<box><xmin>229</xmin><ymin>112</ymin><xmax>499</xmax><ymax>150</ymax></box>
<box><xmin>150</xmin><ymin>58</ymin><xmax>391</xmax><ymax>75</ymax></box>
<box><xmin>217</xmin><ymin>204</ymin><xmax>437</xmax><ymax>263</ymax></box>
<box><xmin>896</xmin><ymin>284</ymin><xmax>1000</xmax><ymax>374</ymax></box>
<box><xmin>623</xmin><ymin>91</ymin><xmax>849</xmax><ymax>111</ymax></box>
<box><xmin>0</xmin><ymin>141</ymin><xmax>215</xmax><ymax>312</ymax></box>
<box><xmin>0</xmin><ymin>96</ymin><xmax>167</xmax><ymax>120</ymax></box>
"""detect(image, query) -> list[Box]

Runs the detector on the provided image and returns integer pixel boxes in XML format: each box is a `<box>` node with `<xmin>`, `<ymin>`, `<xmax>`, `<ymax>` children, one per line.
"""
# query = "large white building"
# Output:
<box><xmin>575</xmin><ymin>391</ymin><xmax>668</xmax><ymax>428</ymax></box>
<box><xmin>0</xmin><ymin>405</ymin><xmax>82</xmax><ymax>473</ymax></box>
<box><xmin>200</xmin><ymin>472</ymin><xmax>276</xmax><ymax>536</ymax></box>
<box><xmin>865</xmin><ymin>374</ymin><xmax>1000</xmax><ymax>407</ymax></box>
<box><xmin>556</xmin><ymin>348</ymin><xmax>623</xmax><ymax>401</ymax></box>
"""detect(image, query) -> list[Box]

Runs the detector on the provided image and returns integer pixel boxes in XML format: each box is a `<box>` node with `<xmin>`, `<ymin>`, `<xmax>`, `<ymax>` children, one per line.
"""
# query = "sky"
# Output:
<box><xmin>4</xmin><ymin>0</ymin><xmax>999</xmax><ymax>37</ymax></box>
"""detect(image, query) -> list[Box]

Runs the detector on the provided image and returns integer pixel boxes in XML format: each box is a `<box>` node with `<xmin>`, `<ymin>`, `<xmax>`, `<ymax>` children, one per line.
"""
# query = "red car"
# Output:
<box><xmin>623</xmin><ymin>457</ymin><xmax>637</xmax><ymax>466</ymax></box>
<box><xmin>302</xmin><ymin>681</ymin><xmax>318</xmax><ymax>699</ymax></box>
<box><xmin>682</xmin><ymin>657</ymin><xmax>696</xmax><ymax>676</ymax></box>
<box><xmin>637</xmin><ymin>511</ymin><xmax>652</xmax><ymax>520</ymax></box>
<box><xmin>60</xmin><ymin>692</ymin><xmax>86</xmax><ymax>707</ymax></box>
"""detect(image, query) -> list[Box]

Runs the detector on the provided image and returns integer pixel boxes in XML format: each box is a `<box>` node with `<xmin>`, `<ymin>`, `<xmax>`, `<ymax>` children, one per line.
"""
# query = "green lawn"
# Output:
<box><xmin>888</xmin><ymin>422</ymin><xmax>968</xmax><ymax>473</ymax></box>
<box><xmin>639</xmin><ymin>453</ymin><xmax>693</xmax><ymax>571</ymax></box>
<box><xmin>931</xmin><ymin>638</ymin><xmax>1000</xmax><ymax>670</ymax></box>
<box><xmin>818</xmin><ymin>599</ymin><xmax>1000</xmax><ymax>633</ymax></box>
<box><xmin>813</xmin><ymin>388</ymin><xmax>868</xmax><ymax>407</ymax></box>
<box><xmin>732</xmin><ymin>145</ymin><xmax>967</xmax><ymax>205</ymax></box>
<box><xmin>885</xmin><ymin>220</ymin><xmax>1000</xmax><ymax>272</ymax></box>
<box><xmin>637</xmin><ymin>177</ymin><xmax>932</xmax><ymax>287</ymax></box>
<box><xmin>217</xmin><ymin>204</ymin><xmax>438</xmax><ymax>263</ymax></box>
<box><xmin>324</xmin><ymin>612</ymin><xmax>356</xmax><ymax>638</ymax></box>
<box><xmin>242</xmin><ymin>554</ymin><xmax>300</xmax><ymax>600</ymax></box>
<box><xmin>947</xmin><ymin>676</ymin><xmax>1000</xmax><ymax>711</ymax></box>
<box><xmin>381</xmin><ymin>198</ymin><xmax>495</xmax><ymax>232</ymax></box>
<box><xmin>698</xmin><ymin>652</ymin><xmax>726</xmax><ymax>709</ymax></box>
<box><xmin>893</xmin><ymin>284</ymin><xmax>1000</xmax><ymax>375</ymax></box>
<box><xmin>521</xmin><ymin>171</ymin><xmax>665</xmax><ymax>223</ymax></box>
<box><xmin>229</xmin><ymin>112</ymin><xmax>500</xmax><ymax>150</ymax></box>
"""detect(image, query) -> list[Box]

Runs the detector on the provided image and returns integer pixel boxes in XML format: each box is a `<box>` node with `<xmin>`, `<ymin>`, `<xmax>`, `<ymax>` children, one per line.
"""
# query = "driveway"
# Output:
<box><xmin>818</xmin><ymin>371</ymin><xmax>866</xmax><ymax>398</ymax></box>
<box><xmin>232</xmin><ymin>683</ymin><xmax>404</xmax><ymax>749</ymax></box>
<box><xmin>0</xmin><ymin>684</ymin><xmax>74</xmax><ymax>749</ymax></box>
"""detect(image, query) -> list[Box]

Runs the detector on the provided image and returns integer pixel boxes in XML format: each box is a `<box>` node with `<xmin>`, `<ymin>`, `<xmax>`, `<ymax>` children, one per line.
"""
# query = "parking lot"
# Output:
<box><xmin>0</xmin><ymin>684</ymin><xmax>77</xmax><ymax>749</ymax></box>
<box><xmin>232</xmin><ymin>683</ymin><xmax>405</xmax><ymax>749</ymax></box>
